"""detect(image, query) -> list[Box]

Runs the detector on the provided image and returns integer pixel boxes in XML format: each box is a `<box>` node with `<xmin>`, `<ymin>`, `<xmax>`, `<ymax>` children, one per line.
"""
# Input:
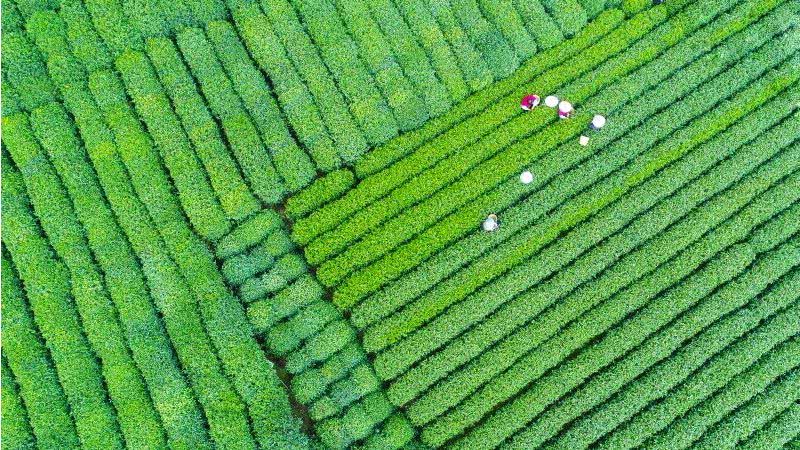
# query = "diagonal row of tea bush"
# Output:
<box><xmin>1</xmin><ymin>0</ymin><xmax>423</xmax><ymax>445</ymax></box>
<box><xmin>284</xmin><ymin>0</ymin><xmax>800</xmax><ymax>446</ymax></box>
<box><xmin>8</xmin><ymin>0</ymin><xmax>615</xmax><ymax>198</ymax></box>
<box><xmin>213</xmin><ymin>212</ymin><xmax>417</xmax><ymax>449</ymax></box>
<box><xmin>3</xmin><ymin>0</ymin><xmax>623</xmax><ymax>244</ymax></box>
<box><xmin>1</xmin><ymin>5</ymin><xmax>310</xmax><ymax>449</ymax></box>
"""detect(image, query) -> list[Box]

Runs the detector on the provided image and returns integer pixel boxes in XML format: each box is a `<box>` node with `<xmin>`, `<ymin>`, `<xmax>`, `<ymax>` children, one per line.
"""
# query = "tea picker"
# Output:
<box><xmin>483</xmin><ymin>214</ymin><xmax>499</xmax><ymax>232</ymax></box>
<box><xmin>558</xmin><ymin>100</ymin><xmax>574</xmax><ymax>119</ymax></box>
<box><xmin>580</xmin><ymin>114</ymin><xmax>607</xmax><ymax>146</ymax></box>
<box><xmin>520</xmin><ymin>94</ymin><xmax>541</xmax><ymax>110</ymax></box>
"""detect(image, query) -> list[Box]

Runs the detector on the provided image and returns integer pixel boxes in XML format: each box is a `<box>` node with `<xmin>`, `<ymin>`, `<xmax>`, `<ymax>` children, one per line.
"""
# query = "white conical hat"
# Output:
<box><xmin>558</xmin><ymin>100</ymin><xmax>573</xmax><ymax>113</ymax></box>
<box><xmin>544</xmin><ymin>95</ymin><xmax>559</xmax><ymax>107</ymax></box>
<box><xmin>482</xmin><ymin>216</ymin><xmax>498</xmax><ymax>231</ymax></box>
<box><xmin>520</xmin><ymin>171</ymin><xmax>533</xmax><ymax>184</ymax></box>
<box><xmin>592</xmin><ymin>114</ymin><xmax>606</xmax><ymax>128</ymax></box>
<box><xmin>579</xmin><ymin>135</ymin><xmax>590</xmax><ymax>146</ymax></box>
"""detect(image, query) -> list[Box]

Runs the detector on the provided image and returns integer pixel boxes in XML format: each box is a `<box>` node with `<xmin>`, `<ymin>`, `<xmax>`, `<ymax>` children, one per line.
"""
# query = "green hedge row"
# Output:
<box><xmin>222</xmin><ymin>231</ymin><xmax>294</xmax><ymax>285</ymax></box>
<box><xmin>365</xmin><ymin>19</ymin><xmax>799</xmax><ymax>359</ymax></box>
<box><xmin>540</xmin><ymin>0</ymin><xmax>588</xmax><ymax>37</ymax></box>
<box><xmin>1</xmin><ymin>356</ymin><xmax>36</xmax><ymax>450</ymax></box>
<box><xmin>366</xmin><ymin>0</ymin><xmax>453</xmax><ymax>116</ymax></box>
<box><xmin>478</xmin><ymin>0</ymin><xmax>537</xmax><ymax>60</ymax></box>
<box><xmin>407</xmin><ymin>122</ymin><xmax>800</xmax><ymax>432</ymax></box>
<box><xmin>649</xmin><ymin>319</ymin><xmax>800</xmax><ymax>447</ymax></box>
<box><xmin>85</xmin><ymin>56</ymin><xmax>303</xmax><ymax>447</ymax></box>
<box><xmin>81</xmin><ymin>0</ymin><xmax>144</xmax><ymax>56</ymax></box>
<box><xmin>324</xmin><ymin>16</ymin><xmax>710</xmax><ymax>311</ymax></box>
<box><xmin>29</xmin><ymin>101</ymin><xmax>215</xmax><ymax>449</ymax></box>
<box><xmin>216</xmin><ymin>209</ymin><xmax>283</xmax><ymax>258</ymax></box>
<box><xmin>247</xmin><ymin>274</ymin><xmax>324</xmax><ymax>330</ymax></box>
<box><xmin>232</xmin><ymin>3</ymin><xmax>340</xmax><ymax>170</ymax></box>
<box><xmin>381</xmin><ymin>90</ymin><xmax>800</xmax><ymax>402</ymax></box>
<box><xmin>266</xmin><ymin>300</ymin><xmax>340</xmax><ymax>354</ymax></box>
<box><xmin>512</xmin><ymin>0</ymin><xmax>564</xmax><ymax>49</ymax></box>
<box><xmin>331</xmin><ymin>0</ymin><xmax>429</xmax><ymax>131</ymax></box>
<box><xmin>68</xmin><ymin>66</ymin><xmax>256</xmax><ymax>448</ymax></box>
<box><xmin>330</xmin><ymin>9</ymin><xmax>798</xmax><ymax>311</ymax></box>
<box><xmin>287</xmin><ymin>8</ymin><xmax>621</xmax><ymax>237</ymax></box>
<box><xmin>290</xmin><ymin>5</ymin><xmax>651</xmax><ymax>249</ymax></box>
<box><xmin>290</xmin><ymin>0</ymin><xmax>398</xmax><ymax>146</ymax></box>
<box><xmin>309</xmin><ymin>363</ymin><xmax>380</xmax><ymax>421</ymax></box>
<box><xmin>392</xmin><ymin>0</ymin><xmax>471</xmax><ymax>102</ymax></box>
<box><xmin>206</xmin><ymin>20</ymin><xmax>316</xmax><ymax>191</ymax></box>
<box><xmin>353</xmin><ymin>6</ymin><xmax>620</xmax><ymax>177</ymax></box>
<box><xmin>19</xmin><ymin>8</ymin><xmax>255</xmax><ymax>445</ymax></box>
<box><xmin>420</xmin><ymin>154</ymin><xmax>800</xmax><ymax>446</ymax></box>
<box><xmin>693</xmin><ymin>366</ymin><xmax>800</xmax><ymax>449</ymax></box>
<box><xmin>2</xmin><ymin>0</ymin><xmax>24</xmax><ymax>32</ymax></box>
<box><xmin>184</xmin><ymin>0</ymin><xmax>228</xmax><ymax>25</ymax></box>
<box><xmin>739</xmin><ymin>399</ymin><xmax>800</xmax><ymax>449</ymax></box>
<box><xmin>141</xmin><ymin>35</ymin><xmax>261</xmax><ymax>220</ymax></box>
<box><xmin>497</xmin><ymin>235</ymin><xmax>800</xmax><ymax>449</ymax></box>
<box><xmin>423</xmin><ymin>0</ymin><xmax>494</xmax><ymax>90</ymax></box>
<box><xmin>95</xmin><ymin>69</ymin><xmax>307</xmax><ymax>448</ymax></box>
<box><xmin>2</xmin><ymin>33</ymin><xmax>58</xmax><ymax>112</ymax></box>
<box><xmin>602</xmin><ymin>301</ymin><xmax>800</xmax><ymax>448</ymax></box>
<box><xmin>21</xmin><ymin>9</ymin><xmax>260</xmax><ymax>443</ymax></box>
<box><xmin>646</xmin><ymin>316</ymin><xmax>800</xmax><ymax>449</ymax></box>
<box><xmin>580</xmin><ymin>0</ymin><xmax>608</xmax><ymax>18</ymax></box>
<box><xmin>315</xmin><ymin>392</ymin><xmax>394</xmax><ymax>448</ymax></box>
<box><xmin>303</xmin><ymin>6</ymin><xmax>660</xmax><ymax>267</ymax></box>
<box><xmin>450</xmin><ymin>0</ymin><xmax>518</xmax><ymax>78</ymax></box>
<box><xmin>360</xmin><ymin>414</ymin><xmax>415</xmax><ymax>450</ymax></box>
<box><xmin>58</xmin><ymin>0</ymin><xmax>114</xmax><ymax>73</ymax></box>
<box><xmin>410</xmin><ymin>127</ymin><xmax>796</xmax><ymax>426</ymax></box>
<box><xmin>413</xmin><ymin>109</ymin><xmax>800</xmax><ymax>433</ymax></box>
<box><xmin>7</xmin><ymin>110</ymin><xmax>171</xmax><ymax>449</ymax></box>
<box><xmin>175</xmin><ymin>28</ymin><xmax>304</xmax><ymax>195</ymax></box>
<box><xmin>2</xmin><ymin>72</ymin><xmax>22</xmax><ymax>116</ymax></box>
<box><xmin>255</xmin><ymin>0</ymin><xmax>368</xmax><ymax>162</ymax></box>
<box><xmin>285</xmin><ymin>319</ymin><xmax>356</xmax><ymax>374</ymax></box>
<box><xmin>461</xmin><ymin>241</ymin><xmax>758</xmax><ymax>449</ymax></box>
<box><xmin>285</xmin><ymin>169</ymin><xmax>355</xmax><ymax>220</ymax></box>
<box><xmin>291</xmin><ymin>342</ymin><xmax>365</xmax><ymax>404</ymax></box>
<box><xmin>173</xmin><ymin>28</ymin><xmax>298</xmax><ymax>197</ymax></box>
<box><xmin>112</xmin><ymin>48</ymin><xmax>232</xmax><ymax>240</ymax></box>
<box><xmin>1</xmin><ymin>252</ymin><xmax>81</xmax><ymax>449</ymax></box>
<box><xmin>521</xmin><ymin>242</ymin><xmax>800</xmax><ymax>449</ymax></box>
<box><xmin>239</xmin><ymin>253</ymin><xmax>307</xmax><ymax>301</ymax></box>
<box><xmin>2</xmin><ymin>156</ymin><xmax>124</xmax><ymax>450</ymax></box>
<box><xmin>560</xmin><ymin>258</ymin><xmax>800</xmax><ymax>449</ymax></box>
<box><xmin>314</xmin><ymin>0</ymin><xmax>747</xmax><ymax>283</ymax></box>
<box><xmin>120</xmin><ymin>0</ymin><xmax>193</xmax><ymax>39</ymax></box>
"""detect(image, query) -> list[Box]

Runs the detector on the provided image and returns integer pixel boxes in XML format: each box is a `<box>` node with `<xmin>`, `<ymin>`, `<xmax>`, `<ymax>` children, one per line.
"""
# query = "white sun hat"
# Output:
<box><xmin>482</xmin><ymin>214</ymin><xmax>499</xmax><ymax>232</ymax></box>
<box><xmin>544</xmin><ymin>95</ymin><xmax>559</xmax><ymax>108</ymax></box>
<box><xmin>558</xmin><ymin>100</ymin><xmax>573</xmax><ymax>113</ymax></box>
<box><xmin>579</xmin><ymin>135</ymin><xmax>590</xmax><ymax>146</ymax></box>
<box><xmin>520</xmin><ymin>170</ymin><xmax>533</xmax><ymax>184</ymax></box>
<box><xmin>591</xmin><ymin>114</ymin><xmax>607</xmax><ymax>129</ymax></box>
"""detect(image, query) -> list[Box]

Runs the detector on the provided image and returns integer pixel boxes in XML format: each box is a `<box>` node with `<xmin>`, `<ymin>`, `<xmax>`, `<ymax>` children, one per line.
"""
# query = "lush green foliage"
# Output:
<box><xmin>3</xmin><ymin>0</ymin><xmax>797</xmax><ymax>448</ymax></box>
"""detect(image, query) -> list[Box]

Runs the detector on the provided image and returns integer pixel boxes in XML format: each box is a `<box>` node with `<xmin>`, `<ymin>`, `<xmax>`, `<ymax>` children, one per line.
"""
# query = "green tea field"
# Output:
<box><xmin>2</xmin><ymin>0</ymin><xmax>800</xmax><ymax>447</ymax></box>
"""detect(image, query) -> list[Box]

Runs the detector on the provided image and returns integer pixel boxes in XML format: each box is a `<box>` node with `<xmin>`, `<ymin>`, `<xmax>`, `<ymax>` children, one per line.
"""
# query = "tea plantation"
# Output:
<box><xmin>2</xmin><ymin>0</ymin><xmax>799</xmax><ymax>447</ymax></box>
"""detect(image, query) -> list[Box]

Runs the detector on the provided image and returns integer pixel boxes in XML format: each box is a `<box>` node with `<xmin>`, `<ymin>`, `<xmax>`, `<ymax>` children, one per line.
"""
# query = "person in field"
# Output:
<box><xmin>545</xmin><ymin>95</ymin><xmax>559</xmax><ymax>108</ymax></box>
<box><xmin>558</xmin><ymin>100</ymin><xmax>574</xmax><ymax>119</ymax></box>
<box><xmin>520</xmin><ymin>94</ymin><xmax>540</xmax><ymax>110</ymax></box>
<box><xmin>590</xmin><ymin>114</ymin><xmax>607</xmax><ymax>130</ymax></box>
<box><xmin>483</xmin><ymin>213</ymin><xmax>499</xmax><ymax>232</ymax></box>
